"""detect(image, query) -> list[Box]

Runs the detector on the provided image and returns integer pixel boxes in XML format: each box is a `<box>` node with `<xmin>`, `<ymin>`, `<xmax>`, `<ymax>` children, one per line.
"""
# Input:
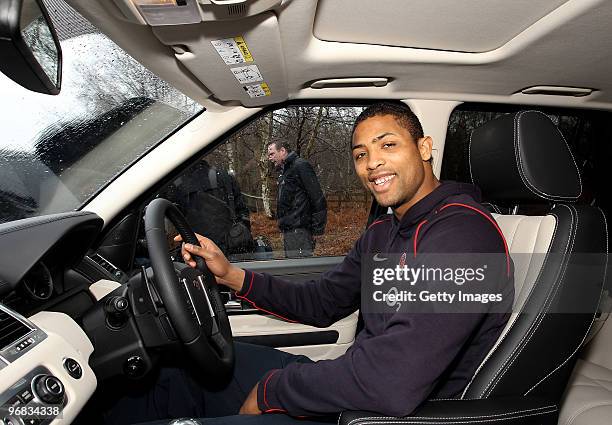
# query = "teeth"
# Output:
<box><xmin>374</xmin><ymin>175</ymin><xmax>395</xmax><ymax>186</ymax></box>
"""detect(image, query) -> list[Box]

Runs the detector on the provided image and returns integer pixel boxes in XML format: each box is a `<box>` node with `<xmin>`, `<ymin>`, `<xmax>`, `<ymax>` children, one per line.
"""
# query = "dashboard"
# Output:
<box><xmin>0</xmin><ymin>212</ymin><xmax>106</xmax><ymax>425</ymax></box>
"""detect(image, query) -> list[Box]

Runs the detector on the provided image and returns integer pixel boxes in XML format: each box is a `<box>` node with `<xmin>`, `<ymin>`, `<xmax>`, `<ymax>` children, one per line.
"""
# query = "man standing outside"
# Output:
<box><xmin>267</xmin><ymin>141</ymin><xmax>327</xmax><ymax>258</ymax></box>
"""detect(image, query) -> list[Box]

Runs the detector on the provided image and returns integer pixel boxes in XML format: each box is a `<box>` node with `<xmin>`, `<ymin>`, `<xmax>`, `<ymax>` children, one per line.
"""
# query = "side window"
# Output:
<box><xmin>442</xmin><ymin>105</ymin><xmax>612</xmax><ymax>209</ymax></box>
<box><xmin>160</xmin><ymin>105</ymin><xmax>373</xmax><ymax>262</ymax></box>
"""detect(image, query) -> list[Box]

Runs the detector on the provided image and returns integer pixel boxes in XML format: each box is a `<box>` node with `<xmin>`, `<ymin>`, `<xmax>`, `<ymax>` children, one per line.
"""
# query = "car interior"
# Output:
<box><xmin>2</xmin><ymin>0</ymin><xmax>612</xmax><ymax>424</ymax></box>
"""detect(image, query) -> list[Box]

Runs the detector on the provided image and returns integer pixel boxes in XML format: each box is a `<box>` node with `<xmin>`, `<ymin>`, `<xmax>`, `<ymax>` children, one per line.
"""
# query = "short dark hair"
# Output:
<box><xmin>352</xmin><ymin>102</ymin><xmax>424</xmax><ymax>142</ymax></box>
<box><xmin>268</xmin><ymin>140</ymin><xmax>291</xmax><ymax>152</ymax></box>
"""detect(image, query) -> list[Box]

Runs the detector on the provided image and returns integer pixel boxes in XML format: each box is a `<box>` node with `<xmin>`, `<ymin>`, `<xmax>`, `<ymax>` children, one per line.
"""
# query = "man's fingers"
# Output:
<box><xmin>174</xmin><ymin>235</ymin><xmax>183</xmax><ymax>242</ymax></box>
<box><xmin>184</xmin><ymin>243</ymin><xmax>215</xmax><ymax>259</ymax></box>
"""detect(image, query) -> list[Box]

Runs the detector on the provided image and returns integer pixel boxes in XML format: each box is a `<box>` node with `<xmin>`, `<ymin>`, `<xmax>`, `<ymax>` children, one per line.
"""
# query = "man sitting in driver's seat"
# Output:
<box><xmin>105</xmin><ymin>102</ymin><xmax>513</xmax><ymax>425</ymax></box>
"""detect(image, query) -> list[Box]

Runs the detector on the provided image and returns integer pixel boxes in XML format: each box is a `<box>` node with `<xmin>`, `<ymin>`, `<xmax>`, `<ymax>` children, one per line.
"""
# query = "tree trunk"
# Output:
<box><xmin>304</xmin><ymin>107</ymin><xmax>324</xmax><ymax>159</ymax></box>
<box><xmin>258</xmin><ymin>111</ymin><xmax>274</xmax><ymax>218</ymax></box>
<box><xmin>226</xmin><ymin>138</ymin><xmax>236</xmax><ymax>175</ymax></box>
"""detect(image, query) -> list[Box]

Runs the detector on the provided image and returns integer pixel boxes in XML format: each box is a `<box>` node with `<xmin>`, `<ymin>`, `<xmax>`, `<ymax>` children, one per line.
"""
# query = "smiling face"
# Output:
<box><xmin>352</xmin><ymin>114</ymin><xmax>436</xmax><ymax>217</ymax></box>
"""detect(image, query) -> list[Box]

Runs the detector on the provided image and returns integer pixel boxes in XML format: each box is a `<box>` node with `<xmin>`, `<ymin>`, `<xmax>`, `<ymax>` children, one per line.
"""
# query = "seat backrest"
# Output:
<box><xmin>462</xmin><ymin>111</ymin><xmax>608</xmax><ymax>403</ymax></box>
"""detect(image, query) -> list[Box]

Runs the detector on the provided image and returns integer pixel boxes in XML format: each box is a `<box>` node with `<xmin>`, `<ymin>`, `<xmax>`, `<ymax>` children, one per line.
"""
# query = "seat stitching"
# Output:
<box><xmin>513</xmin><ymin>110</ymin><xmax>581</xmax><ymax>201</ymax></box>
<box><xmin>469</xmin><ymin>213</ymin><xmax>559</xmax><ymax>398</ymax></box>
<box><xmin>349</xmin><ymin>405</ymin><xmax>557</xmax><ymax>425</ymax></box>
<box><xmin>517</xmin><ymin>216</ymin><xmax>545</xmax><ymax>306</ymax></box>
<box><xmin>462</xmin><ymin>214</ymin><xmax>558</xmax><ymax>399</ymax></box>
<box><xmin>513</xmin><ymin>111</ymin><xmax>547</xmax><ymax>200</ymax></box>
<box><xmin>459</xmin><ymin>214</ymin><xmax>528</xmax><ymax>397</ymax></box>
<box><xmin>529</xmin><ymin>110</ymin><xmax>583</xmax><ymax>199</ymax></box>
<box><xmin>485</xmin><ymin>205</ymin><xmax>575</xmax><ymax>396</ymax></box>
<box><xmin>484</xmin><ymin>204</ymin><xmax>576</xmax><ymax>397</ymax></box>
<box><xmin>564</xmin><ymin>401</ymin><xmax>612</xmax><ymax>425</ymax></box>
<box><xmin>346</xmin><ymin>408</ymin><xmax>557</xmax><ymax>425</ymax></box>
<box><xmin>345</xmin><ymin>406</ymin><xmax>556</xmax><ymax>425</ymax></box>
<box><xmin>479</xmin><ymin>206</ymin><xmax>570</xmax><ymax>397</ymax></box>
<box><xmin>468</xmin><ymin>129</ymin><xmax>475</xmax><ymax>185</ymax></box>
<box><xmin>506</xmin><ymin>216</ymin><xmax>524</xmax><ymax>251</ymax></box>
<box><xmin>524</xmin><ymin>207</ymin><xmax>608</xmax><ymax>395</ymax></box>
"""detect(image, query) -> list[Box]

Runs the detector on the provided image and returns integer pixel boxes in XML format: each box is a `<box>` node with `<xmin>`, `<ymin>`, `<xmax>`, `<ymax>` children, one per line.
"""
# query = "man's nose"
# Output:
<box><xmin>366</xmin><ymin>152</ymin><xmax>384</xmax><ymax>170</ymax></box>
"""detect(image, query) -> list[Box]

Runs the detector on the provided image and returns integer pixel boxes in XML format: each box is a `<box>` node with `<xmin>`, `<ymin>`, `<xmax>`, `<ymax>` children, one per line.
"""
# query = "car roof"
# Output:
<box><xmin>66</xmin><ymin>0</ymin><xmax>612</xmax><ymax>111</ymax></box>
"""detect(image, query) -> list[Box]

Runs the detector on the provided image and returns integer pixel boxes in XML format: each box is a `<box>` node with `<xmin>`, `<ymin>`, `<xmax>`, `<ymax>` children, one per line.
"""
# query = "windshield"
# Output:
<box><xmin>0</xmin><ymin>1</ymin><xmax>203</xmax><ymax>224</ymax></box>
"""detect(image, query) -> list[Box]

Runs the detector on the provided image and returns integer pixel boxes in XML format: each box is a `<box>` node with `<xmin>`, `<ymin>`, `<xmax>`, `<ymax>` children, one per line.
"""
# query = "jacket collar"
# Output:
<box><xmin>282</xmin><ymin>151</ymin><xmax>298</xmax><ymax>171</ymax></box>
<box><xmin>391</xmin><ymin>181</ymin><xmax>482</xmax><ymax>231</ymax></box>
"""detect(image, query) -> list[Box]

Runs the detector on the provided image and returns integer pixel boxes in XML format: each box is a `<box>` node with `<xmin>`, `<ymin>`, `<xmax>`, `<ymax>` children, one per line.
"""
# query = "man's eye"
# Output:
<box><xmin>383</xmin><ymin>142</ymin><xmax>396</xmax><ymax>148</ymax></box>
<box><xmin>355</xmin><ymin>152</ymin><xmax>366</xmax><ymax>160</ymax></box>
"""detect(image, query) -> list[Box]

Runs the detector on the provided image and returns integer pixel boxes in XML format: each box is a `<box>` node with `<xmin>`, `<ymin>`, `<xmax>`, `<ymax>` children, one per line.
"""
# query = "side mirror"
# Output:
<box><xmin>0</xmin><ymin>0</ymin><xmax>62</xmax><ymax>94</ymax></box>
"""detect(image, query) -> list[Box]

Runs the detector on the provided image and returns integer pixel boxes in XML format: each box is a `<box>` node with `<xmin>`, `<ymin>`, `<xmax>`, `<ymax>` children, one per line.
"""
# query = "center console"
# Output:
<box><xmin>0</xmin><ymin>305</ymin><xmax>96</xmax><ymax>425</ymax></box>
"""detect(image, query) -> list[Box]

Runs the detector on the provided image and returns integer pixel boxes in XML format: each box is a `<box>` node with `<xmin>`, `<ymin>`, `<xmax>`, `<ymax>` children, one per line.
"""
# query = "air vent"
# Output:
<box><xmin>90</xmin><ymin>254</ymin><xmax>120</xmax><ymax>276</ymax></box>
<box><xmin>227</xmin><ymin>3</ymin><xmax>246</xmax><ymax>16</ymax></box>
<box><xmin>0</xmin><ymin>309</ymin><xmax>32</xmax><ymax>350</ymax></box>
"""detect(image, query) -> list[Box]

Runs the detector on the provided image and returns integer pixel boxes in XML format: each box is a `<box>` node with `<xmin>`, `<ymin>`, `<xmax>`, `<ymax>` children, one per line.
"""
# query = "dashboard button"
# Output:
<box><xmin>17</xmin><ymin>388</ymin><xmax>33</xmax><ymax>403</ymax></box>
<box><xmin>33</xmin><ymin>375</ymin><xmax>64</xmax><ymax>404</ymax></box>
<box><xmin>63</xmin><ymin>358</ymin><xmax>82</xmax><ymax>379</ymax></box>
<box><xmin>6</xmin><ymin>396</ymin><xmax>21</xmax><ymax>407</ymax></box>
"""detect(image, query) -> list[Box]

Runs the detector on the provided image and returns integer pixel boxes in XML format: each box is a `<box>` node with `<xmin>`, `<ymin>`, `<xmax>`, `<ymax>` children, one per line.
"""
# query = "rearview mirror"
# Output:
<box><xmin>0</xmin><ymin>0</ymin><xmax>62</xmax><ymax>94</ymax></box>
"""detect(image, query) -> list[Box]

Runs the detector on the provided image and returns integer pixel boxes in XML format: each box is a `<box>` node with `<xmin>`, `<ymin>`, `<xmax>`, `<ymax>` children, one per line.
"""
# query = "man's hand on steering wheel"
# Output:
<box><xmin>145</xmin><ymin>198</ymin><xmax>235</xmax><ymax>382</ymax></box>
<box><xmin>174</xmin><ymin>233</ymin><xmax>245</xmax><ymax>292</ymax></box>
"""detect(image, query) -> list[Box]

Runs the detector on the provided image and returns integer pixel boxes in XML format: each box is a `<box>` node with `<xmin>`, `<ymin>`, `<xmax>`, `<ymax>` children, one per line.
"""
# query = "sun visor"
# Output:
<box><xmin>152</xmin><ymin>12</ymin><xmax>287</xmax><ymax>107</ymax></box>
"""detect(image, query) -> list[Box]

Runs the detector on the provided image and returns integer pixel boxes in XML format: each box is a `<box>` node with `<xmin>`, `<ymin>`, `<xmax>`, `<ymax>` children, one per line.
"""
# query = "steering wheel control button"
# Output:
<box><xmin>63</xmin><ymin>358</ymin><xmax>83</xmax><ymax>379</ymax></box>
<box><xmin>124</xmin><ymin>356</ymin><xmax>146</xmax><ymax>378</ymax></box>
<box><xmin>33</xmin><ymin>375</ymin><xmax>64</xmax><ymax>404</ymax></box>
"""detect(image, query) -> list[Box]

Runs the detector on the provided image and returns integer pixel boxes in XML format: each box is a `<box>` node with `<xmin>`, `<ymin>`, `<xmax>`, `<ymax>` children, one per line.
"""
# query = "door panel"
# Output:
<box><xmin>229</xmin><ymin>256</ymin><xmax>358</xmax><ymax>360</ymax></box>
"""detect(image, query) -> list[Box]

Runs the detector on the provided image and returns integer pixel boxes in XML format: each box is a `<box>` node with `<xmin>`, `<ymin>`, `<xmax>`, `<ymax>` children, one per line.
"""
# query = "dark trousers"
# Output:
<box><xmin>101</xmin><ymin>342</ymin><xmax>335</xmax><ymax>425</ymax></box>
<box><xmin>282</xmin><ymin>228</ymin><xmax>314</xmax><ymax>258</ymax></box>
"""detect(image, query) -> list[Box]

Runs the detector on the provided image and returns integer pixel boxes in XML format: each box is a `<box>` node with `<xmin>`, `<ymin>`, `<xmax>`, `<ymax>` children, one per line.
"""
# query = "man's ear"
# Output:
<box><xmin>418</xmin><ymin>136</ymin><xmax>434</xmax><ymax>162</ymax></box>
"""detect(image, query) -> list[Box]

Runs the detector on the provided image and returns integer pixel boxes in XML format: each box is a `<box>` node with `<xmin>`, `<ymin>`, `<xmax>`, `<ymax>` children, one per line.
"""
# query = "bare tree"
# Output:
<box><xmin>257</xmin><ymin>111</ymin><xmax>274</xmax><ymax>218</ymax></box>
<box><xmin>304</xmin><ymin>107</ymin><xmax>324</xmax><ymax>159</ymax></box>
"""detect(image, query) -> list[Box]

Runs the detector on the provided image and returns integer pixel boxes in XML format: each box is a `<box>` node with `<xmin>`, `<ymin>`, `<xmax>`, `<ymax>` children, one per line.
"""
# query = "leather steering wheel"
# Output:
<box><xmin>144</xmin><ymin>198</ymin><xmax>234</xmax><ymax>383</ymax></box>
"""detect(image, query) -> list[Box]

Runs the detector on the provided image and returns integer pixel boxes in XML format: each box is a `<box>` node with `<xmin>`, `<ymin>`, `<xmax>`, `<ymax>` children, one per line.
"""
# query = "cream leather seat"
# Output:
<box><xmin>340</xmin><ymin>112</ymin><xmax>608</xmax><ymax>425</ymax></box>
<box><xmin>559</xmin><ymin>360</ymin><xmax>612</xmax><ymax>425</ymax></box>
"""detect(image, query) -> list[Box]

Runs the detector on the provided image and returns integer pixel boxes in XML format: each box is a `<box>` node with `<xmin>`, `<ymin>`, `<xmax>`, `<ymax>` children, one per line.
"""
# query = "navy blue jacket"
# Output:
<box><xmin>236</xmin><ymin>182</ymin><xmax>514</xmax><ymax>417</ymax></box>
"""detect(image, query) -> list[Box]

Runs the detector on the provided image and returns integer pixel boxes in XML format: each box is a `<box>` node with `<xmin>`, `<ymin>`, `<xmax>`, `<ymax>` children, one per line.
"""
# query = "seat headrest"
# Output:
<box><xmin>469</xmin><ymin>110</ymin><xmax>582</xmax><ymax>203</ymax></box>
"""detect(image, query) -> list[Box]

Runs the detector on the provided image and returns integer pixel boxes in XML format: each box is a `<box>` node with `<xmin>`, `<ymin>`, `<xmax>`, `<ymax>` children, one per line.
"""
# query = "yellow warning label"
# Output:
<box><xmin>234</xmin><ymin>36</ymin><xmax>253</xmax><ymax>62</ymax></box>
<box><xmin>244</xmin><ymin>82</ymin><xmax>271</xmax><ymax>98</ymax></box>
<box><xmin>260</xmin><ymin>82</ymin><xmax>271</xmax><ymax>96</ymax></box>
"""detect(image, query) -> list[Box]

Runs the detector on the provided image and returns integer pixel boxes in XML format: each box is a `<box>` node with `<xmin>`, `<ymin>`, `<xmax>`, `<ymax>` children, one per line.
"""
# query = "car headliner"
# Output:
<box><xmin>65</xmin><ymin>0</ymin><xmax>612</xmax><ymax>111</ymax></box>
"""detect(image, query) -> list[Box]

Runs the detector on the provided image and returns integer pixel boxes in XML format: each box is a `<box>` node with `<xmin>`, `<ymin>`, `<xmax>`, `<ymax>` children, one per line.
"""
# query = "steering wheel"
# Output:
<box><xmin>144</xmin><ymin>198</ymin><xmax>234</xmax><ymax>383</ymax></box>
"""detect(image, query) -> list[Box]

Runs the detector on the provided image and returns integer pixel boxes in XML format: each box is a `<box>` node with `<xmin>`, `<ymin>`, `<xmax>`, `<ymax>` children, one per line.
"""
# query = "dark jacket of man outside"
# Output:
<box><xmin>165</xmin><ymin>160</ymin><xmax>252</xmax><ymax>256</ymax></box>
<box><xmin>268</xmin><ymin>142</ymin><xmax>327</xmax><ymax>258</ymax></box>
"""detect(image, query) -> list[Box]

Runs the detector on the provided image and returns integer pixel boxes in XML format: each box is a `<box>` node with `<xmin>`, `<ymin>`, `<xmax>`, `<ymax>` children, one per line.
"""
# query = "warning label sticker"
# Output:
<box><xmin>211</xmin><ymin>36</ymin><xmax>253</xmax><ymax>65</ymax></box>
<box><xmin>233</xmin><ymin>36</ymin><xmax>253</xmax><ymax>62</ymax></box>
<box><xmin>244</xmin><ymin>82</ymin><xmax>271</xmax><ymax>98</ymax></box>
<box><xmin>231</xmin><ymin>65</ymin><xmax>264</xmax><ymax>84</ymax></box>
